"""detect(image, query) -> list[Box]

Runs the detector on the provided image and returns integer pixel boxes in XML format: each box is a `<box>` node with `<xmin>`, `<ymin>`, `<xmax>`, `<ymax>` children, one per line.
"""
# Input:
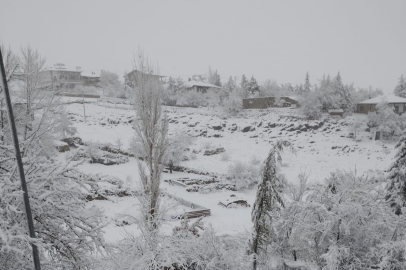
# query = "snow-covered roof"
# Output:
<box><xmin>358</xmin><ymin>95</ymin><xmax>406</xmax><ymax>104</ymax></box>
<box><xmin>45</xmin><ymin>66</ymin><xmax>82</xmax><ymax>73</ymax></box>
<box><xmin>218</xmin><ymin>196</ymin><xmax>247</xmax><ymax>206</ymax></box>
<box><xmin>185</xmin><ymin>80</ymin><xmax>222</xmax><ymax>89</ymax></box>
<box><xmin>328</xmin><ymin>109</ymin><xmax>344</xmax><ymax>113</ymax></box>
<box><xmin>286</xmin><ymin>96</ymin><xmax>299</xmax><ymax>101</ymax></box>
<box><xmin>81</xmin><ymin>70</ymin><xmax>100</xmax><ymax>78</ymax></box>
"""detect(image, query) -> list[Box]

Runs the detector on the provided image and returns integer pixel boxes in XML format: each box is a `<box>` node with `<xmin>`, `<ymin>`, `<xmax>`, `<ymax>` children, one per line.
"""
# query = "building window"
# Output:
<box><xmin>359</xmin><ymin>105</ymin><xmax>364</xmax><ymax>112</ymax></box>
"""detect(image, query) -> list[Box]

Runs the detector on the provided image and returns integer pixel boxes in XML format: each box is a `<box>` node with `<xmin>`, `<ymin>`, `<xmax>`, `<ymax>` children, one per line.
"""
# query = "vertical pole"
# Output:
<box><xmin>0</xmin><ymin>49</ymin><xmax>41</xmax><ymax>270</ymax></box>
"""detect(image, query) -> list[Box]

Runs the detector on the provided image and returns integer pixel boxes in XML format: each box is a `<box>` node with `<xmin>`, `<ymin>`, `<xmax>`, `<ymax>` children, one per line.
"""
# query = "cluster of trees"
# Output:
<box><xmin>367</xmin><ymin>99</ymin><xmax>406</xmax><ymax>139</ymax></box>
<box><xmin>1</xmin><ymin>45</ymin><xmax>106</xmax><ymax>269</ymax></box>
<box><xmin>163</xmin><ymin>69</ymin><xmax>390</xmax><ymax>123</ymax></box>
<box><xmin>241</xmin><ymin>75</ymin><xmax>260</xmax><ymax>96</ymax></box>
<box><xmin>122</xmin><ymin>59</ymin><xmax>406</xmax><ymax>269</ymax></box>
<box><xmin>394</xmin><ymin>75</ymin><xmax>406</xmax><ymax>98</ymax></box>
<box><xmin>164</xmin><ymin>71</ymin><xmax>245</xmax><ymax>115</ymax></box>
<box><xmin>4</xmin><ymin>43</ymin><xmax>406</xmax><ymax>269</ymax></box>
<box><xmin>105</xmin><ymin>135</ymin><xmax>406</xmax><ymax>269</ymax></box>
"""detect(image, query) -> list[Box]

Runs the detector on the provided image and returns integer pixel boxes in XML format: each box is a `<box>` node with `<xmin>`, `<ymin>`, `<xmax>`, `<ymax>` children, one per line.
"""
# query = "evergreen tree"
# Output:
<box><xmin>304</xmin><ymin>72</ymin><xmax>311</xmax><ymax>92</ymax></box>
<box><xmin>224</xmin><ymin>76</ymin><xmax>236</xmax><ymax>92</ymax></box>
<box><xmin>174</xmin><ymin>77</ymin><xmax>185</xmax><ymax>92</ymax></box>
<box><xmin>213</xmin><ymin>70</ymin><xmax>222</xmax><ymax>87</ymax></box>
<box><xmin>333</xmin><ymin>72</ymin><xmax>353</xmax><ymax>112</ymax></box>
<box><xmin>386</xmin><ymin>130</ymin><xmax>406</xmax><ymax>215</ymax></box>
<box><xmin>250</xmin><ymin>140</ymin><xmax>295</xmax><ymax>270</ymax></box>
<box><xmin>294</xmin><ymin>84</ymin><xmax>303</xmax><ymax>94</ymax></box>
<box><xmin>191</xmin><ymin>74</ymin><xmax>206</xmax><ymax>82</ymax></box>
<box><xmin>394</xmin><ymin>75</ymin><xmax>406</xmax><ymax>98</ymax></box>
<box><xmin>282</xmin><ymin>83</ymin><xmax>294</xmax><ymax>94</ymax></box>
<box><xmin>167</xmin><ymin>76</ymin><xmax>175</xmax><ymax>91</ymax></box>
<box><xmin>207</xmin><ymin>66</ymin><xmax>222</xmax><ymax>87</ymax></box>
<box><xmin>241</xmin><ymin>74</ymin><xmax>248</xmax><ymax>93</ymax></box>
<box><xmin>248</xmin><ymin>76</ymin><xmax>260</xmax><ymax>95</ymax></box>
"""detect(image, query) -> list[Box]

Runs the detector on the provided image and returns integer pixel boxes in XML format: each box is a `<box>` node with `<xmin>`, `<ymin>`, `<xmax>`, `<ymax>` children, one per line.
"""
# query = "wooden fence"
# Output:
<box><xmin>167</xmin><ymin>193</ymin><xmax>211</xmax><ymax>219</ymax></box>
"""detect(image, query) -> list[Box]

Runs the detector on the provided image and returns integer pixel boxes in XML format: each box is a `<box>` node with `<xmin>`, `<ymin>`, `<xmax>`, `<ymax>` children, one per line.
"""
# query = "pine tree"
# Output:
<box><xmin>131</xmin><ymin>50</ymin><xmax>169</xmax><ymax>266</ymax></box>
<box><xmin>394</xmin><ymin>75</ymin><xmax>406</xmax><ymax>98</ymax></box>
<box><xmin>333</xmin><ymin>72</ymin><xmax>353</xmax><ymax>112</ymax></box>
<box><xmin>241</xmin><ymin>74</ymin><xmax>248</xmax><ymax>93</ymax></box>
<box><xmin>304</xmin><ymin>72</ymin><xmax>311</xmax><ymax>92</ymax></box>
<box><xmin>249</xmin><ymin>76</ymin><xmax>260</xmax><ymax>95</ymax></box>
<box><xmin>386</xmin><ymin>130</ymin><xmax>406</xmax><ymax>215</ymax></box>
<box><xmin>250</xmin><ymin>140</ymin><xmax>295</xmax><ymax>270</ymax></box>
<box><xmin>224</xmin><ymin>76</ymin><xmax>236</xmax><ymax>92</ymax></box>
<box><xmin>167</xmin><ymin>76</ymin><xmax>175</xmax><ymax>91</ymax></box>
<box><xmin>213</xmin><ymin>70</ymin><xmax>222</xmax><ymax>87</ymax></box>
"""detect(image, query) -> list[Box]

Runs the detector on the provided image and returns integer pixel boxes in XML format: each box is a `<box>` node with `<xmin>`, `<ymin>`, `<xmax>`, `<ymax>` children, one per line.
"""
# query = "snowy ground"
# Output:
<box><xmin>62</xmin><ymin>99</ymin><xmax>397</xmax><ymax>243</ymax></box>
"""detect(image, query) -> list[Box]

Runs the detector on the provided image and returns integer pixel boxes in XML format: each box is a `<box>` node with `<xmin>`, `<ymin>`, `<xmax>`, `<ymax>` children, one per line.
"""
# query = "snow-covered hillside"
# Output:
<box><xmin>61</xmin><ymin>98</ymin><xmax>397</xmax><ymax>243</ymax></box>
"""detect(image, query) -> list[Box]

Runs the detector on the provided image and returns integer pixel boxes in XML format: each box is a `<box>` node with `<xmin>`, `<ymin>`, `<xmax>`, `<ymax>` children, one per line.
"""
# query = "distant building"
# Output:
<box><xmin>80</xmin><ymin>70</ymin><xmax>100</xmax><ymax>86</ymax></box>
<box><xmin>327</xmin><ymin>109</ymin><xmax>344</xmax><ymax>117</ymax></box>
<box><xmin>124</xmin><ymin>70</ymin><xmax>166</xmax><ymax>88</ymax></box>
<box><xmin>40</xmin><ymin>68</ymin><xmax>82</xmax><ymax>89</ymax></box>
<box><xmin>184</xmin><ymin>80</ymin><xmax>221</xmax><ymax>93</ymax></box>
<box><xmin>38</xmin><ymin>64</ymin><xmax>101</xmax><ymax>90</ymax></box>
<box><xmin>243</xmin><ymin>96</ymin><xmax>300</xmax><ymax>109</ymax></box>
<box><xmin>356</xmin><ymin>95</ymin><xmax>406</xmax><ymax>115</ymax></box>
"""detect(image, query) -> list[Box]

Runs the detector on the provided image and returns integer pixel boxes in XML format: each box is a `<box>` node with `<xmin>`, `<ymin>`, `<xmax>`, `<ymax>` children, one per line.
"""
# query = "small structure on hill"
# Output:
<box><xmin>218</xmin><ymin>195</ymin><xmax>250</xmax><ymax>208</ymax></box>
<box><xmin>184</xmin><ymin>80</ymin><xmax>221</xmax><ymax>93</ymax></box>
<box><xmin>81</xmin><ymin>70</ymin><xmax>100</xmax><ymax>86</ymax></box>
<box><xmin>39</xmin><ymin>65</ymin><xmax>82</xmax><ymax>90</ymax></box>
<box><xmin>356</xmin><ymin>95</ymin><xmax>406</xmax><ymax>115</ymax></box>
<box><xmin>242</xmin><ymin>96</ymin><xmax>300</xmax><ymax>109</ymax></box>
<box><xmin>124</xmin><ymin>70</ymin><xmax>166</xmax><ymax>88</ymax></box>
<box><xmin>328</xmin><ymin>108</ymin><xmax>344</xmax><ymax>117</ymax></box>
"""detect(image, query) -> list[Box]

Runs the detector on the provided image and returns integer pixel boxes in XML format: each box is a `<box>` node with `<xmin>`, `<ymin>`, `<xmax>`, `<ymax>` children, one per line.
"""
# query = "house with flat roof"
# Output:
<box><xmin>124</xmin><ymin>70</ymin><xmax>166</xmax><ymax>88</ymax></box>
<box><xmin>356</xmin><ymin>95</ymin><xmax>406</xmax><ymax>114</ymax></box>
<box><xmin>184</xmin><ymin>80</ymin><xmax>221</xmax><ymax>93</ymax></box>
<box><xmin>81</xmin><ymin>70</ymin><xmax>100</xmax><ymax>86</ymax></box>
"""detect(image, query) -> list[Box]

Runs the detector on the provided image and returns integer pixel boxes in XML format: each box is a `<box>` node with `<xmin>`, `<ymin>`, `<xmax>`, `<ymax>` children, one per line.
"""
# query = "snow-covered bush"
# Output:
<box><xmin>167</xmin><ymin>132</ymin><xmax>194</xmax><ymax>166</ymax></box>
<box><xmin>103</xmin><ymin>220</ymin><xmax>250</xmax><ymax>269</ymax></box>
<box><xmin>300</xmin><ymin>92</ymin><xmax>323</xmax><ymax>120</ymax></box>
<box><xmin>367</xmin><ymin>99</ymin><xmax>406</xmax><ymax>139</ymax></box>
<box><xmin>162</xmin><ymin>87</ymin><xmax>178</xmax><ymax>106</ymax></box>
<box><xmin>228</xmin><ymin>160</ymin><xmax>260</xmax><ymax>189</ymax></box>
<box><xmin>274</xmin><ymin>169</ymin><xmax>402</xmax><ymax>269</ymax></box>
<box><xmin>176</xmin><ymin>89</ymin><xmax>208</xmax><ymax>107</ymax></box>
<box><xmin>0</xmin><ymin>149</ymin><xmax>106</xmax><ymax>269</ymax></box>
<box><xmin>222</xmin><ymin>88</ymin><xmax>244</xmax><ymax>116</ymax></box>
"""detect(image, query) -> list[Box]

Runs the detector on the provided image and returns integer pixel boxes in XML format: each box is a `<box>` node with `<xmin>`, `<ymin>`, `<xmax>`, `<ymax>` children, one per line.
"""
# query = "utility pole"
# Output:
<box><xmin>0</xmin><ymin>48</ymin><xmax>42</xmax><ymax>270</ymax></box>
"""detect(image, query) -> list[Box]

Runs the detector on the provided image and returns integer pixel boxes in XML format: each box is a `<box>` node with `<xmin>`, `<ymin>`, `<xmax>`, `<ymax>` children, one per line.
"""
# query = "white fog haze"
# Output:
<box><xmin>1</xmin><ymin>1</ymin><xmax>406</xmax><ymax>270</ymax></box>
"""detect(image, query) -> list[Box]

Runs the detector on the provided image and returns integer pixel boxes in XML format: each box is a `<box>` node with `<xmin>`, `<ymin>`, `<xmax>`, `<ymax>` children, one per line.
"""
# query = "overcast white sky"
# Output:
<box><xmin>1</xmin><ymin>0</ymin><xmax>405</xmax><ymax>92</ymax></box>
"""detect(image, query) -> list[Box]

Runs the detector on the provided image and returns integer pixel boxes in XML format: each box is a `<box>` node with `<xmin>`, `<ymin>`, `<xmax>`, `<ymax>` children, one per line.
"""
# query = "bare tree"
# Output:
<box><xmin>19</xmin><ymin>45</ymin><xmax>46</xmax><ymax>140</ymax></box>
<box><xmin>0</xmin><ymin>43</ymin><xmax>19</xmax><ymax>83</ymax></box>
<box><xmin>131</xmin><ymin>50</ymin><xmax>168</xmax><ymax>236</ymax></box>
<box><xmin>0</xmin><ymin>44</ymin><xmax>19</xmax><ymax>141</ymax></box>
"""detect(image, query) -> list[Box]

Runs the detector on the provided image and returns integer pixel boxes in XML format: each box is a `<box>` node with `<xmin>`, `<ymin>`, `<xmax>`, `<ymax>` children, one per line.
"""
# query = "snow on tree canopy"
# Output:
<box><xmin>358</xmin><ymin>95</ymin><xmax>406</xmax><ymax>104</ymax></box>
<box><xmin>386</xmin><ymin>129</ymin><xmax>406</xmax><ymax>215</ymax></box>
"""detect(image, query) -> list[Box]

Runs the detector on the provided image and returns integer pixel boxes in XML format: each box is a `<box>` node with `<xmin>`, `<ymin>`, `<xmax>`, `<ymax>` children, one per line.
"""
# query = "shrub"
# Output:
<box><xmin>228</xmin><ymin>160</ymin><xmax>260</xmax><ymax>189</ymax></box>
<box><xmin>167</xmin><ymin>132</ymin><xmax>194</xmax><ymax>166</ymax></box>
<box><xmin>300</xmin><ymin>92</ymin><xmax>323</xmax><ymax>120</ymax></box>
